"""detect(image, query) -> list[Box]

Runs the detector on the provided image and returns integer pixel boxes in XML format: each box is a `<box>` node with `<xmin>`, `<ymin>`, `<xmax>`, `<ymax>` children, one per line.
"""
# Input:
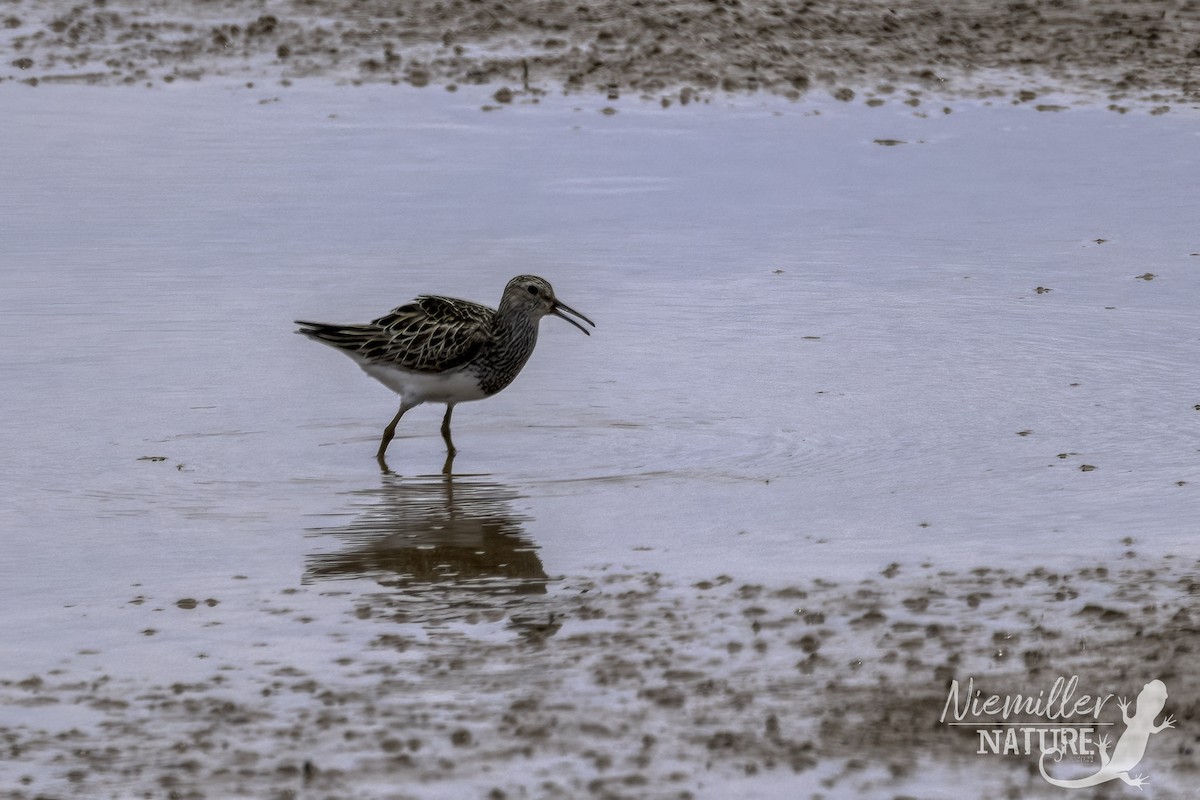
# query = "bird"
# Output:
<box><xmin>295</xmin><ymin>275</ymin><xmax>594</xmax><ymax>472</ymax></box>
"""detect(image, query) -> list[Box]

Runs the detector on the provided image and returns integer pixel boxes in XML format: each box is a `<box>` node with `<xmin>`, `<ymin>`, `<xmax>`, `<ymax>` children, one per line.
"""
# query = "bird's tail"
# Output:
<box><xmin>294</xmin><ymin>320</ymin><xmax>382</xmax><ymax>355</ymax></box>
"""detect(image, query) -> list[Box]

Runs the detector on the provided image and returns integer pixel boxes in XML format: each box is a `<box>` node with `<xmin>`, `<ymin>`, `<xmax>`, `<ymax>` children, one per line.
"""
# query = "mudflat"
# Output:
<box><xmin>4</xmin><ymin>0</ymin><xmax>1199</xmax><ymax>108</ymax></box>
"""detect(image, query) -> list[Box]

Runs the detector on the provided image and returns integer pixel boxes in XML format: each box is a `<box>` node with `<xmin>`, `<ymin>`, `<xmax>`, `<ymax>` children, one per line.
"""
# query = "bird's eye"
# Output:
<box><xmin>527</xmin><ymin>285</ymin><xmax>539</xmax><ymax>296</ymax></box>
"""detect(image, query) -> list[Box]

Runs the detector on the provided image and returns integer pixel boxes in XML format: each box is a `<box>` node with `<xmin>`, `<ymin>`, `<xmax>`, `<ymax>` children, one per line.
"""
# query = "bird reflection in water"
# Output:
<box><xmin>304</xmin><ymin>472</ymin><xmax>558</xmax><ymax>639</ymax></box>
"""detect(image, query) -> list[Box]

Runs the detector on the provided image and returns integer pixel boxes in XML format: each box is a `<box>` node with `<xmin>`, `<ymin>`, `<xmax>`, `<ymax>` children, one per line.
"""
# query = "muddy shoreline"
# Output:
<box><xmin>5</xmin><ymin>0</ymin><xmax>1200</xmax><ymax>108</ymax></box>
<box><xmin>3</xmin><ymin>555</ymin><xmax>1197</xmax><ymax>799</ymax></box>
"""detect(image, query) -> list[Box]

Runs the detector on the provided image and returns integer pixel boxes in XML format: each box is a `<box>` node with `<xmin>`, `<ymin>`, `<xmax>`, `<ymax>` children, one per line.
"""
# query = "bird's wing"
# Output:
<box><xmin>369</xmin><ymin>295</ymin><xmax>494</xmax><ymax>371</ymax></box>
<box><xmin>296</xmin><ymin>295</ymin><xmax>493</xmax><ymax>373</ymax></box>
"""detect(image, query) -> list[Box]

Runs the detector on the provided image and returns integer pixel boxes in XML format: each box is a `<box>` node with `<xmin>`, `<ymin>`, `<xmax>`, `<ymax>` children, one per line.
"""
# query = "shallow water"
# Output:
<box><xmin>2</xmin><ymin>84</ymin><xmax>1198</xmax><ymax>797</ymax></box>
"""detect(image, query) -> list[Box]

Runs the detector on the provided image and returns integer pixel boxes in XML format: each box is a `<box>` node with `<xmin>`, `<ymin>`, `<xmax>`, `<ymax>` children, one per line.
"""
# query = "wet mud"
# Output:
<box><xmin>4</xmin><ymin>0</ymin><xmax>1200</xmax><ymax>107</ymax></box>
<box><xmin>3</xmin><ymin>548</ymin><xmax>1197</xmax><ymax>799</ymax></box>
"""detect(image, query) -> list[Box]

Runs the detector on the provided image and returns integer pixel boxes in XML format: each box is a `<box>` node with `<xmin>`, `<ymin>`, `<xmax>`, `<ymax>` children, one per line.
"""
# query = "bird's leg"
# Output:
<box><xmin>439</xmin><ymin>405</ymin><xmax>457</xmax><ymax>475</ymax></box>
<box><xmin>440</xmin><ymin>404</ymin><xmax>457</xmax><ymax>455</ymax></box>
<box><xmin>377</xmin><ymin>404</ymin><xmax>410</xmax><ymax>471</ymax></box>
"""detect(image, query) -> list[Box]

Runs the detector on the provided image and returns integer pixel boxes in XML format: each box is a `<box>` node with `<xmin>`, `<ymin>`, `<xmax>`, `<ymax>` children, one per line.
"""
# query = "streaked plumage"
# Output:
<box><xmin>296</xmin><ymin>275</ymin><xmax>593</xmax><ymax>471</ymax></box>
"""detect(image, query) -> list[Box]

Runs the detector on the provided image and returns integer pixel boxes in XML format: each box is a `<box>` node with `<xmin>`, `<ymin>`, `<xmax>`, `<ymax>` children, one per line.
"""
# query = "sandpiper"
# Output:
<box><xmin>296</xmin><ymin>275</ymin><xmax>594</xmax><ymax>471</ymax></box>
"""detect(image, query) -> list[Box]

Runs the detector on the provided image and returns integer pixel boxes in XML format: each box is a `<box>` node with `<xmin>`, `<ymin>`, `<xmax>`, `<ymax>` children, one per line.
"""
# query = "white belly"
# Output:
<box><xmin>361</xmin><ymin>363</ymin><xmax>487</xmax><ymax>405</ymax></box>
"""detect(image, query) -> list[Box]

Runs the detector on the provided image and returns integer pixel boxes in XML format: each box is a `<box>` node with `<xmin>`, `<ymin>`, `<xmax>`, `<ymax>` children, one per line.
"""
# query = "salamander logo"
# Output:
<box><xmin>940</xmin><ymin>676</ymin><xmax>1174</xmax><ymax>790</ymax></box>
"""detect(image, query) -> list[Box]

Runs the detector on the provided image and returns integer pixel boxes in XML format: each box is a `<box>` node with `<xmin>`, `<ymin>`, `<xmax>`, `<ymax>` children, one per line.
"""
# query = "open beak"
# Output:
<box><xmin>551</xmin><ymin>300</ymin><xmax>595</xmax><ymax>336</ymax></box>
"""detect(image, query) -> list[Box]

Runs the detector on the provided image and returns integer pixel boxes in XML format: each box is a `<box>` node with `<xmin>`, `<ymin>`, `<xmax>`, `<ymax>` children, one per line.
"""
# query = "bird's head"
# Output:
<box><xmin>503</xmin><ymin>275</ymin><xmax>595</xmax><ymax>335</ymax></box>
